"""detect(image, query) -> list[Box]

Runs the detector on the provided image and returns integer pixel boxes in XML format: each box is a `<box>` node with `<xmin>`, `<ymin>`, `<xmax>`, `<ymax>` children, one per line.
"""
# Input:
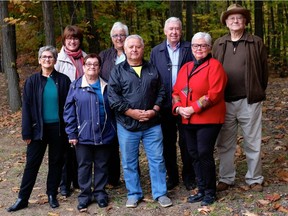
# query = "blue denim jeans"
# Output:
<box><xmin>117</xmin><ymin>123</ymin><xmax>167</xmax><ymax>200</ymax></box>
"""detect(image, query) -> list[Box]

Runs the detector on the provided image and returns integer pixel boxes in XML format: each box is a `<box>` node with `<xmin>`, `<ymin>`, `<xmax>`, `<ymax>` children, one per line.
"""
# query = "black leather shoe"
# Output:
<box><xmin>187</xmin><ymin>192</ymin><xmax>205</xmax><ymax>203</ymax></box>
<box><xmin>77</xmin><ymin>203</ymin><xmax>88</xmax><ymax>212</ymax></box>
<box><xmin>97</xmin><ymin>199</ymin><xmax>108</xmax><ymax>208</ymax></box>
<box><xmin>167</xmin><ymin>179</ymin><xmax>179</xmax><ymax>190</ymax></box>
<box><xmin>48</xmin><ymin>195</ymin><xmax>59</xmax><ymax>208</ymax></box>
<box><xmin>7</xmin><ymin>198</ymin><xmax>28</xmax><ymax>212</ymax></box>
<box><xmin>201</xmin><ymin>195</ymin><xmax>216</xmax><ymax>206</ymax></box>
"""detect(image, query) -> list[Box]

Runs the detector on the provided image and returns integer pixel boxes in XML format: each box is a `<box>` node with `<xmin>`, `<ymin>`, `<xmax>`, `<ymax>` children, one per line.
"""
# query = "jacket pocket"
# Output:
<box><xmin>78</xmin><ymin>120</ymin><xmax>94</xmax><ymax>143</ymax></box>
<box><xmin>78</xmin><ymin>120</ymin><xmax>88</xmax><ymax>136</ymax></box>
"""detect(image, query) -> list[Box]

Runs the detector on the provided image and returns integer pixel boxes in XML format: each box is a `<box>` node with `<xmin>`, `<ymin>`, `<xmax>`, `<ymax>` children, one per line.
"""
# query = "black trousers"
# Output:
<box><xmin>107</xmin><ymin>137</ymin><xmax>121</xmax><ymax>185</ymax></box>
<box><xmin>75</xmin><ymin>144</ymin><xmax>111</xmax><ymax>204</ymax></box>
<box><xmin>18</xmin><ymin>123</ymin><xmax>65</xmax><ymax>200</ymax></box>
<box><xmin>182</xmin><ymin>124</ymin><xmax>222</xmax><ymax>196</ymax></box>
<box><xmin>160</xmin><ymin>109</ymin><xmax>195</xmax><ymax>184</ymax></box>
<box><xmin>60</xmin><ymin>142</ymin><xmax>79</xmax><ymax>191</ymax></box>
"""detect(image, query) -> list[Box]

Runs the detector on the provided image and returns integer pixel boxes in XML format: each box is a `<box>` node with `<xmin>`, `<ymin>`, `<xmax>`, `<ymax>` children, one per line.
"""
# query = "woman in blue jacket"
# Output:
<box><xmin>7</xmin><ymin>46</ymin><xmax>71</xmax><ymax>212</ymax></box>
<box><xmin>64</xmin><ymin>53</ymin><xmax>116</xmax><ymax>212</ymax></box>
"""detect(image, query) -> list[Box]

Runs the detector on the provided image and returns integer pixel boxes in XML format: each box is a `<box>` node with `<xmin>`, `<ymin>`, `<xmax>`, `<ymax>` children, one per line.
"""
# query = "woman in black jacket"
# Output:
<box><xmin>7</xmin><ymin>46</ymin><xmax>71</xmax><ymax>212</ymax></box>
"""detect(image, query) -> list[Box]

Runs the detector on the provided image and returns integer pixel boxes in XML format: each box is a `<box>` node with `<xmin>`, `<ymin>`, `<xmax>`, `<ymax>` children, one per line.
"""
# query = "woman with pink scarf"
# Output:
<box><xmin>55</xmin><ymin>25</ymin><xmax>87</xmax><ymax>197</ymax></box>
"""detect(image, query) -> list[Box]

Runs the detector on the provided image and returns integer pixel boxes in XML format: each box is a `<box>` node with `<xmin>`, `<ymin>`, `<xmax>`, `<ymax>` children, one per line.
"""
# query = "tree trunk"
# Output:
<box><xmin>67</xmin><ymin>0</ymin><xmax>78</xmax><ymax>24</ymax></box>
<box><xmin>185</xmin><ymin>1</ymin><xmax>193</xmax><ymax>41</ymax></box>
<box><xmin>169</xmin><ymin>1</ymin><xmax>182</xmax><ymax>20</ymax></box>
<box><xmin>0</xmin><ymin>1</ymin><xmax>21</xmax><ymax>112</ymax></box>
<box><xmin>84</xmin><ymin>1</ymin><xmax>99</xmax><ymax>53</ymax></box>
<box><xmin>147</xmin><ymin>8</ymin><xmax>155</xmax><ymax>48</ymax></box>
<box><xmin>254</xmin><ymin>1</ymin><xmax>263</xmax><ymax>38</ymax></box>
<box><xmin>42</xmin><ymin>1</ymin><xmax>56</xmax><ymax>46</ymax></box>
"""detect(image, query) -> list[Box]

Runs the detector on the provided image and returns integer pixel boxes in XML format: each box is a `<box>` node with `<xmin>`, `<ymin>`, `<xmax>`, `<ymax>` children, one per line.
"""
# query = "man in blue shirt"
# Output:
<box><xmin>150</xmin><ymin>17</ymin><xmax>196</xmax><ymax>190</ymax></box>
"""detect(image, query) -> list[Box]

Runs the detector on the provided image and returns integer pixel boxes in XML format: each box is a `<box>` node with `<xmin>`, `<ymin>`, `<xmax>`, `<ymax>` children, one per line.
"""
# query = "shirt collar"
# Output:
<box><xmin>166</xmin><ymin>41</ymin><xmax>180</xmax><ymax>51</ymax></box>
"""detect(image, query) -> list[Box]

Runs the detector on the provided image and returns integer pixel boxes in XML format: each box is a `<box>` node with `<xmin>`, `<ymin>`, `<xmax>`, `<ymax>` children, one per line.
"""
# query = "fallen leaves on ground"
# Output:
<box><xmin>197</xmin><ymin>206</ymin><xmax>214</xmax><ymax>215</ymax></box>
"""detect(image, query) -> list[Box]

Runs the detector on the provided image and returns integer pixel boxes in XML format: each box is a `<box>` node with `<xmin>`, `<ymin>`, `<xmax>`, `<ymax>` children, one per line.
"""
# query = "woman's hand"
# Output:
<box><xmin>178</xmin><ymin>106</ymin><xmax>194</xmax><ymax>119</ymax></box>
<box><xmin>69</xmin><ymin>139</ymin><xmax>78</xmax><ymax>147</ymax></box>
<box><xmin>24</xmin><ymin>139</ymin><xmax>31</xmax><ymax>145</ymax></box>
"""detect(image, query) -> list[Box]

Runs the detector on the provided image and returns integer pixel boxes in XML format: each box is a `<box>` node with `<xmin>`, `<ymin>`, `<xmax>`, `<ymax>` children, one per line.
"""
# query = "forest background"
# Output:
<box><xmin>1</xmin><ymin>0</ymin><xmax>288</xmax><ymax>112</ymax></box>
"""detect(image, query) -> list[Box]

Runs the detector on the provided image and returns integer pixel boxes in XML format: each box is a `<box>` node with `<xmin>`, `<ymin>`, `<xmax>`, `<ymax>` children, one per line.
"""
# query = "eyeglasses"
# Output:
<box><xmin>66</xmin><ymin>37</ymin><xmax>80</xmax><ymax>42</ymax></box>
<box><xmin>85</xmin><ymin>63</ymin><xmax>99</xmax><ymax>68</ymax></box>
<box><xmin>227</xmin><ymin>16</ymin><xmax>244</xmax><ymax>22</ymax></box>
<box><xmin>191</xmin><ymin>44</ymin><xmax>210</xmax><ymax>50</ymax></box>
<box><xmin>112</xmin><ymin>34</ymin><xmax>126</xmax><ymax>39</ymax></box>
<box><xmin>40</xmin><ymin>56</ymin><xmax>54</xmax><ymax>60</ymax></box>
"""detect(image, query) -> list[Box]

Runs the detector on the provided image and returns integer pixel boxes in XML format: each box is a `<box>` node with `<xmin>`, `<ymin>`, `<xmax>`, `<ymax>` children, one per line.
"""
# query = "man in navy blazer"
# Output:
<box><xmin>150</xmin><ymin>17</ymin><xmax>196</xmax><ymax>190</ymax></box>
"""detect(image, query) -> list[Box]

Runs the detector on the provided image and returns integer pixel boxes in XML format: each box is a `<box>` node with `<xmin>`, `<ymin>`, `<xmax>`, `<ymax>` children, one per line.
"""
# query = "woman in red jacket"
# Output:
<box><xmin>172</xmin><ymin>32</ymin><xmax>227</xmax><ymax>206</ymax></box>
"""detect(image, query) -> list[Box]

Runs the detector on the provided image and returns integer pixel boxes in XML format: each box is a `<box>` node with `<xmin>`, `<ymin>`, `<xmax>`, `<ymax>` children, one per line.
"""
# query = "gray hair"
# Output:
<box><xmin>164</xmin><ymin>17</ymin><xmax>182</xmax><ymax>31</ymax></box>
<box><xmin>191</xmin><ymin>32</ymin><xmax>212</xmax><ymax>46</ymax></box>
<box><xmin>124</xmin><ymin>34</ymin><xmax>144</xmax><ymax>48</ymax></box>
<box><xmin>110</xmin><ymin>21</ymin><xmax>129</xmax><ymax>38</ymax></box>
<box><xmin>38</xmin><ymin>45</ymin><xmax>58</xmax><ymax>60</ymax></box>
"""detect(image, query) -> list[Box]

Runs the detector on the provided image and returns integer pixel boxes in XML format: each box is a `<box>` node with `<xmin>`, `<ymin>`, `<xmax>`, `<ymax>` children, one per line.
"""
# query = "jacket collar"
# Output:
<box><xmin>80</xmin><ymin>75</ymin><xmax>107</xmax><ymax>93</ymax></box>
<box><xmin>122</xmin><ymin>59</ymin><xmax>147</xmax><ymax>70</ymax></box>
<box><xmin>40</xmin><ymin>69</ymin><xmax>57</xmax><ymax>78</ymax></box>
<box><xmin>217</xmin><ymin>31</ymin><xmax>254</xmax><ymax>44</ymax></box>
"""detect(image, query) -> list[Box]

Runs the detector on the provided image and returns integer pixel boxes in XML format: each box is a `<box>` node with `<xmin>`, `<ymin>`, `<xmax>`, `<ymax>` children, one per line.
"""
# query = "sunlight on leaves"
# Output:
<box><xmin>242</xmin><ymin>210</ymin><xmax>258</xmax><ymax>216</ymax></box>
<box><xmin>274</xmin><ymin>145</ymin><xmax>286</xmax><ymax>151</ymax></box>
<box><xmin>29</xmin><ymin>199</ymin><xmax>38</xmax><ymax>204</ymax></box>
<box><xmin>11</xmin><ymin>186</ymin><xmax>20</xmax><ymax>193</ymax></box>
<box><xmin>47</xmin><ymin>212</ymin><xmax>60</xmax><ymax>216</ymax></box>
<box><xmin>197</xmin><ymin>206</ymin><xmax>214</xmax><ymax>215</ymax></box>
<box><xmin>276</xmin><ymin>169</ymin><xmax>288</xmax><ymax>182</ymax></box>
<box><xmin>256</xmin><ymin>199</ymin><xmax>270</xmax><ymax>206</ymax></box>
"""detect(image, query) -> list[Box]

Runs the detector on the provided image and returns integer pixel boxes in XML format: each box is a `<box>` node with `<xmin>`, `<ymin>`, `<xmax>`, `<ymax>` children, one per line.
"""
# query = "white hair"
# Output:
<box><xmin>124</xmin><ymin>34</ymin><xmax>144</xmax><ymax>48</ymax></box>
<box><xmin>191</xmin><ymin>32</ymin><xmax>212</xmax><ymax>46</ymax></box>
<box><xmin>110</xmin><ymin>21</ymin><xmax>129</xmax><ymax>37</ymax></box>
<box><xmin>164</xmin><ymin>17</ymin><xmax>182</xmax><ymax>31</ymax></box>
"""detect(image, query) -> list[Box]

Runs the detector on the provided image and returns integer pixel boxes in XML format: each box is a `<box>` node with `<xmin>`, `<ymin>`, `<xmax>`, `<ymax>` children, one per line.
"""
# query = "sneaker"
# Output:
<box><xmin>126</xmin><ymin>197</ymin><xmax>141</xmax><ymax>208</ymax></box>
<box><xmin>157</xmin><ymin>195</ymin><xmax>172</xmax><ymax>208</ymax></box>
<box><xmin>187</xmin><ymin>192</ymin><xmax>205</xmax><ymax>203</ymax></box>
<box><xmin>216</xmin><ymin>182</ymin><xmax>231</xmax><ymax>191</ymax></box>
<box><xmin>250</xmin><ymin>183</ymin><xmax>263</xmax><ymax>192</ymax></box>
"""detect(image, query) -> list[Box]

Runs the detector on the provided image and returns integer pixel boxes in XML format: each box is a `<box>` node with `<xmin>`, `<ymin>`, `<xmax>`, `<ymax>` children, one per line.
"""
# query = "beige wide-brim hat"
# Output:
<box><xmin>220</xmin><ymin>3</ymin><xmax>251</xmax><ymax>25</ymax></box>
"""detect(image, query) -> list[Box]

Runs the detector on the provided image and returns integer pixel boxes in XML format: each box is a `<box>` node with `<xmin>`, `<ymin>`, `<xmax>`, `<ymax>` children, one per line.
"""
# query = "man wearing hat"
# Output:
<box><xmin>212</xmin><ymin>4</ymin><xmax>268</xmax><ymax>192</ymax></box>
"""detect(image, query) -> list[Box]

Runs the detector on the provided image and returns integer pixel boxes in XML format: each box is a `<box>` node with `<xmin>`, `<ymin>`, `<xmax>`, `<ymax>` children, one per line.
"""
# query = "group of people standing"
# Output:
<box><xmin>7</xmin><ymin>3</ymin><xmax>268</xmax><ymax>213</ymax></box>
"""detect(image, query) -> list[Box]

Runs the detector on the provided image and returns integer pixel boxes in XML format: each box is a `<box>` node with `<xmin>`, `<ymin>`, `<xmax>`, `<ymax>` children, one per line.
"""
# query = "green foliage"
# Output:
<box><xmin>2</xmin><ymin>0</ymin><xmax>288</xmax><ymax>75</ymax></box>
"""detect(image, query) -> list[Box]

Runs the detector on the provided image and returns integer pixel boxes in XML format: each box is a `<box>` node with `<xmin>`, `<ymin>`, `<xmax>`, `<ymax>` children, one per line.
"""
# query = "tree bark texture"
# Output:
<box><xmin>42</xmin><ymin>1</ymin><xmax>56</xmax><ymax>46</ymax></box>
<box><xmin>0</xmin><ymin>1</ymin><xmax>21</xmax><ymax>112</ymax></box>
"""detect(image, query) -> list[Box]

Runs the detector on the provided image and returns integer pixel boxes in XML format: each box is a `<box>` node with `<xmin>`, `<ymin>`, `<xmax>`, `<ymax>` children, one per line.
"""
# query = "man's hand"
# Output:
<box><xmin>125</xmin><ymin>109</ymin><xmax>156</xmax><ymax>122</ymax></box>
